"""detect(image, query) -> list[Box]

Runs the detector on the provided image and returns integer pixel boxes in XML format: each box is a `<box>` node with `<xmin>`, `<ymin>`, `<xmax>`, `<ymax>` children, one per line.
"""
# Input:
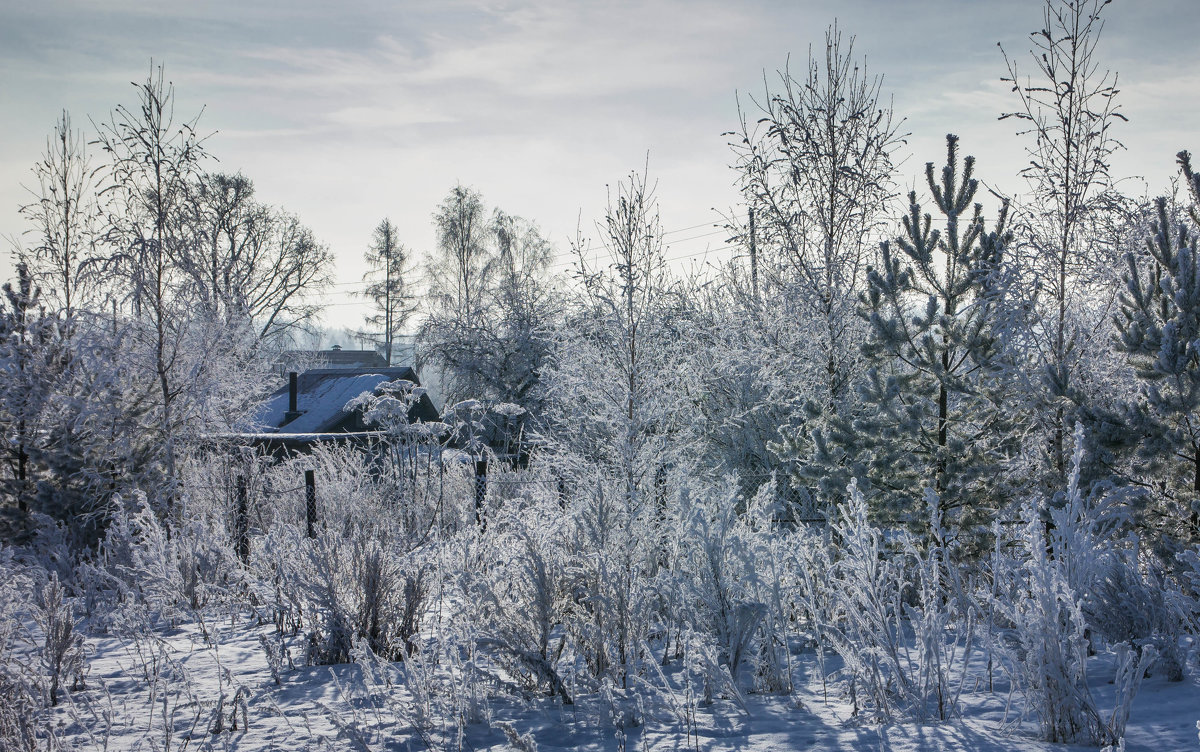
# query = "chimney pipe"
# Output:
<box><xmin>282</xmin><ymin>371</ymin><xmax>302</xmax><ymax>425</ymax></box>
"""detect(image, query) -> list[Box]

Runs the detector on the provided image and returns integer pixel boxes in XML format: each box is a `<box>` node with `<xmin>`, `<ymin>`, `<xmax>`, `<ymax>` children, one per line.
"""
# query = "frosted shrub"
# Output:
<box><xmin>171</xmin><ymin>502</ymin><xmax>245</xmax><ymax>616</ymax></box>
<box><xmin>440</xmin><ymin>600</ymin><xmax>494</xmax><ymax>730</ymax></box>
<box><xmin>678</xmin><ymin>478</ymin><xmax>770</xmax><ymax>684</ymax></box>
<box><xmin>98</xmin><ymin>492</ymin><xmax>243</xmax><ymax>635</ymax></box>
<box><xmin>176</xmin><ymin>445</ymin><xmax>272</xmax><ymax>557</ymax></box>
<box><xmin>32</xmin><ymin>571</ymin><xmax>84</xmax><ymax>707</ymax></box>
<box><xmin>264</xmin><ymin>441</ymin><xmax>474</xmax><ymax>541</ymax></box>
<box><xmin>563</xmin><ymin>474</ymin><xmax>656</xmax><ymax>690</ymax></box>
<box><xmin>0</xmin><ymin>550</ymin><xmax>80</xmax><ymax>750</ymax></box>
<box><xmin>988</xmin><ymin>430</ymin><xmax>1158</xmax><ymax>745</ymax></box>
<box><xmin>99</xmin><ymin>493</ymin><xmax>188</xmax><ymax>626</ymax></box>
<box><xmin>346</xmin><ymin>380</ymin><xmax>455</xmax><ymax>527</ymax></box>
<box><xmin>742</xmin><ymin>483</ymin><xmax>801</xmax><ymax>695</ymax></box>
<box><xmin>471</xmin><ymin>497</ymin><xmax>573</xmax><ymax>703</ymax></box>
<box><xmin>257</xmin><ymin>632</ymin><xmax>291</xmax><ymax>685</ymax></box>
<box><xmin>494</xmin><ymin>720</ymin><xmax>539</xmax><ymax>752</ymax></box>
<box><xmin>0</xmin><ymin>547</ymin><xmax>43</xmax><ymax>750</ymax></box>
<box><xmin>252</xmin><ymin>444</ymin><xmax>445</xmax><ymax>663</ymax></box>
<box><xmin>681</xmin><ymin>626</ymin><xmax>746</xmax><ymax>711</ymax></box>
<box><xmin>1032</xmin><ymin>426</ymin><xmax>1192</xmax><ymax>682</ymax></box>
<box><xmin>250</xmin><ymin>524</ymin><xmax>309</xmax><ymax>636</ymax></box>
<box><xmin>817</xmin><ymin>481</ymin><xmax>972</xmax><ymax>722</ymax></box>
<box><xmin>340</xmin><ymin>637</ymin><xmax>439</xmax><ymax>748</ymax></box>
<box><xmin>818</xmin><ymin>484</ymin><xmax>892</xmax><ymax>716</ymax></box>
<box><xmin>1092</xmin><ymin>561</ymin><xmax>1193</xmax><ymax>681</ymax></box>
<box><xmin>823</xmin><ymin>481</ymin><xmax>911</xmax><ymax>720</ymax></box>
<box><xmin>362</xmin><ymin>546</ymin><xmax>496</xmax><ymax>747</ymax></box>
<box><xmin>1182</xmin><ymin>545</ymin><xmax>1200</xmax><ymax>596</ymax></box>
<box><xmin>989</xmin><ymin>507</ymin><xmax>1099</xmax><ymax>743</ymax></box>
<box><xmin>897</xmin><ymin>489</ymin><xmax>975</xmax><ymax>721</ymax></box>
<box><xmin>299</xmin><ymin>532</ymin><xmax>432</xmax><ymax>663</ymax></box>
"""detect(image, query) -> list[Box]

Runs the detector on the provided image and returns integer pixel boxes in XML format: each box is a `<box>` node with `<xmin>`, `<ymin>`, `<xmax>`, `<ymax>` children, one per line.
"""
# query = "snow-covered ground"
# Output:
<box><xmin>46</xmin><ymin>614</ymin><xmax>1200</xmax><ymax>752</ymax></box>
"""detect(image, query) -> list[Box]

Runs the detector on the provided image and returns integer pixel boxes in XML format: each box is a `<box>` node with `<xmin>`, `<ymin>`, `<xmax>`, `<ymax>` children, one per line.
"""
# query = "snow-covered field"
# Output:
<box><xmin>39</xmin><ymin>614</ymin><xmax>1200</xmax><ymax>752</ymax></box>
<box><xmin>2</xmin><ymin>444</ymin><xmax>1196</xmax><ymax>752</ymax></box>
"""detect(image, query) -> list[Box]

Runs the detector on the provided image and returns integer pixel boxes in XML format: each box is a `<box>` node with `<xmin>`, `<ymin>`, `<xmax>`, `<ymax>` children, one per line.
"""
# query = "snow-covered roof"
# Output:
<box><xmin>246</xmin><ymin>367</ymin><xmax>426</xmax><ymax>434</ymax></box>
<box><xmin>283</xmin><ymin>348</ymin><xmax>389</xmax><ymax>369</ymax></box>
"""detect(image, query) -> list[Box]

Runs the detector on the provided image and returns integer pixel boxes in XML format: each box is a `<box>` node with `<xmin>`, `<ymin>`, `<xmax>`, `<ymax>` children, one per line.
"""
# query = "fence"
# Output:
<box><xmin>183</xmin><ymin>438</ymin><xmax>837</xmax><ymax>547</ymax></box>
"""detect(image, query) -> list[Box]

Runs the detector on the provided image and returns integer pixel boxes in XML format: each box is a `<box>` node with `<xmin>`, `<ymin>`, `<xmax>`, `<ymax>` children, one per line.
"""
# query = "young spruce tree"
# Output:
<box><xmin>802</xmin><ymin>135</ymin><xmax>1012</xmax><ymax>542</ymax></box>
<box><xmin>0</xmin><ymin>262</ymin><xmax>62</xmax><ymax>514</ymax></box>
<box><xmin>1113</xmin><ymin>152</ymin><xmax>1200</xmax><ymax>540</ymax></box>
<box><xmin>361</xmin><ymin>218</ymin><xmax>411</xmax><ymax>365</ymax></box>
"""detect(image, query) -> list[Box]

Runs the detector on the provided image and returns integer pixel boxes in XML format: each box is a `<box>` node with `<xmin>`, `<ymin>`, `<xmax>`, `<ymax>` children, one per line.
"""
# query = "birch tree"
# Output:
<box><xmin>19</xmin><ymin>111</ymin><xmax>100</xmax><ymax>342</ymax></box>
<box><xmin>1000</xmin><ymin>0</ymin><xmax>1127</xmax><ymax>485</ymax></box>
<box><xmin>94</xmin><ymin>65</ymin><xmax>210</xmax><ymax>509</ymax></box>
<box><xmin>729</xmin><ymin>23</ymin><xmax>903</xmax><ymax>409</ymax></box>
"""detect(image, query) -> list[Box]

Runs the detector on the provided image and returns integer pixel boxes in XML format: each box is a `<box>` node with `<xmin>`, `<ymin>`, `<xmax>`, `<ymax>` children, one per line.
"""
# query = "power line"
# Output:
<box><xmin>662</xmin><ymin>219</ymin><xmax>732</xmax><ymax>237</ymax></box>
<box><xmin>317</xmin><ymin>215</ymin><xmax>746</xmax><ymax>308</ymax></box>
<box><xmin>546</xmin><ymin>223</ymin><xmax>740</xmax><ymax>272</ymax></box>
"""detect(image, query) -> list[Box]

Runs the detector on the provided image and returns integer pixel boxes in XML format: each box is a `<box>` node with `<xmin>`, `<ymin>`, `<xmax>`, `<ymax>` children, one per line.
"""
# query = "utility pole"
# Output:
<box><xmin>749</xmin><ymin>207</ymin><xmax>758</xmax><ymax>299</ymax></box>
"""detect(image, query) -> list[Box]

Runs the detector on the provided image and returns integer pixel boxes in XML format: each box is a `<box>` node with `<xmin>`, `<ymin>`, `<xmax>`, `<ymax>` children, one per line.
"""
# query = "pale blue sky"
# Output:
<box><xmin>3</xmin><ymin>0</ymin><xmax>1198</xmax><ymax>330</ymax></box>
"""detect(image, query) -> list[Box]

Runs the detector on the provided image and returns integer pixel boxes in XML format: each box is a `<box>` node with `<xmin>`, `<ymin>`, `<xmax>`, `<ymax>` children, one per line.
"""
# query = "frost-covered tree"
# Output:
<box><xmin>803</xmin><ymin>136</ymin><xmax>1013</xmax><ymax>537</ymax></box>
<box><xmin>671</xmin><ymin>272</ymin><xmax>809</xmax><ymax>488</ymax></box>
<box><xmin>549</xmin><ymin>170</ymin><xmax>682</xmax><ymax>499</ymax></box>
<box><xmin>360</xmin><ymin>218</ymin><xmax>411</xmax><ymax>365</ymax></box>
<box><xmin>487</xmin><ymin>209</ymin><xmax>556</xmax><ymax>415</ymax></box>
<box><xmin>182</xmin><ymin>172</ymin><xmax>332</xmax><ymax>343</ymax></box>
<box><xmin>540</xmin><ymin>170</ymin><xmax>684</xmax><ymax>688</ymax></box>
<box><xmin>1001</xmin><ymin>0</ymin><xmax>1127</xmax><ymax>485</ymax></box>
<box><xmin>0</xmin><ymin>262</ymin><xmax>64</xmax><ymax>513</ymax></box>
<box><xmin>19</xmin><ymin>111</ymin><xmax>100</xmax><ymax>341</ymax></box>
<box><xmin>729</xmin><ymin>23</ymin><xmax>902</xmax><ymax>410</ymax></box>
<box><xmin>93</xmin><ymin>67</ymin><xmax>269</xmax><ymax>512</ymax></box>
<box><xmin>421</xmin><ymin>185</ymin><xmax>493</xmax><ymax>400</ymax></box>
<box><xmin>420</xmin><ymin>189</ymin><xmax>556</xmax><ymax>440</ymax></box>
<box><xmin>1115</xmin><ymin>153</ymin><xmax>1200</xmax><ymax>539</ymax></box>
<box><xmin>93</xmin><ymin>65</ymin><xmax>209</xmax><ymax>506</ymax></box>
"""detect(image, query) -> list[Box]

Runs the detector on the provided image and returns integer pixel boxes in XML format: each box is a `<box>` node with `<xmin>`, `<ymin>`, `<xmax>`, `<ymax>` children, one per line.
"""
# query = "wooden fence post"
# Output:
<box><xmin>474</xmin><ymin>458</ymin><xmax>488</xmax><ymax>528</ymax></box>
<box><xmin>305</xmin><ymin>469</ymin><xmax>317</xmax><ymax>538</ymax></box>
<box><xmin>235</xmin><ymin>474</ymin><xmax>250</xmax><ymax>565</ymax></box>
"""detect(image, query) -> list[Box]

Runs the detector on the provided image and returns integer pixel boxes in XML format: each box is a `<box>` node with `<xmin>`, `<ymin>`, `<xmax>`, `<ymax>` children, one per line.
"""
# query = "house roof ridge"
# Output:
<box><xmin>299</xmin><ymin>366</ymin><xmax>417</xmax><ymax>376</ymax></box>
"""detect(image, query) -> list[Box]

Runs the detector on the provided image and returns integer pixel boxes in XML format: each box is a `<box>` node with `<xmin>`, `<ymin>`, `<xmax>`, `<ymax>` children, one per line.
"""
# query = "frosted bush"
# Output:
<box><xmin>987</xmin><ymin>429</ymin><xmax>1158</xmax><ymax>745</ymax></box>
<box><xmin>248</xmin><ymin>443</ymin><xmax>450</xmax><ymax>663</ymax></box>
<box><xmin>0</xmin><ymin>546</ymin><xmax>42</xmax><ymax>750</ymax></box>
<box><xmin>989</xmin><ymin>507</ymin><xmax>1094</xmax><ymax>742</ymax></box>
<box><xmin>680</xmin><ymin>626</ymin><xmax>746</xmax><ymax>711</ymax></box>
<box><xmin>250</xmin><ymin>524</ymin><xmax>309</xmax><ymax>636</ymax></box>
<box><xmin>32</xmin><ymin>571</ymin><xmax>84</xmax><ymax>707</ymax></box>
<box><xmin>171</xmin><ymin>502</ymin><xmax>245</xmax><ymax>615</ymax></box>
<box><xmin>99</xmin><ymin>493</ymin><xmax>188</xmax><ymax>626</ymax></box>
<box><xmin>899</xmin><ymin>489</ymin><xmax>975</xmax><ymax>721</ymax></box>
<box><xmin>743</xmin><ymin>487</ymin><xmax>801</xmax><ymax>695</ymax></box>
<box><xmin>297</xmin><ymin>532</ymin><xmax>432</xmax><ymax>663</ymax></box>
<box><xmin>470</xmin><ymin>496</ymin><xmax>573</xmax><ymax>703</ymax></box>
<box><xmin>97</xmin><ymin>492</ymin><xmax>243</xmax><ymax>635</ymax></box>
<box><xmin>815</xmin><ymin>481</ymin><xmax>973</xmax><ymax>722</ymax></box>
<box><xmin>677</xmin><ymin>477</ymin><xmax>771</xmax><ymax>684</ymax></box>
<box><xmin>562</xmin><ymin>473</ymin><xmax>657</xmax><ymax>690</ymax></box>
<box><xmin>1092</xmin><ymin>561</ymin><xmax>1193</xmax><ymax>681</ymax></box>
<box><xmin>0</xmin><ymin>548</ymin><xmax>79</xmax><ymax>750</ymax></box>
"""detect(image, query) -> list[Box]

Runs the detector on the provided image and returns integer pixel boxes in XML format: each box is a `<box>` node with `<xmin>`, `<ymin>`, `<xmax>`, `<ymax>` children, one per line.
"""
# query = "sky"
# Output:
<box><xmin>2</xmin><ymin>0</ymin><xmax>1199</xmax><ymax>333</ymax></box>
